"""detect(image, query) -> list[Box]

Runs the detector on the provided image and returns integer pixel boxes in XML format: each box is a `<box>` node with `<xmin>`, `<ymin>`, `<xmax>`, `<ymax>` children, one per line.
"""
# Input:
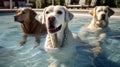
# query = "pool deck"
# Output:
<box><xmin>0</xmin><ymin>8</ymin><xmax>120</xmax><ymax>16</ymax></box>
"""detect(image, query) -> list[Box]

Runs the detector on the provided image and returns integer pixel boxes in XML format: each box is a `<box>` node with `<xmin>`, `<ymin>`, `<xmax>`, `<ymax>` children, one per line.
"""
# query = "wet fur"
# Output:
<box><xmin>14</xmin><ymin>8</ymin><xmax>46</xmax><ymax>48</ymax></box>
<box><xmin>40</xmin><ymin>5</ymin><xmax>96</xmax><ymax>67</ymax></box>
<box><xmin>88</xmin><ymin>6</ymin><xmax>114</xmax><ymax>29</ymax></box>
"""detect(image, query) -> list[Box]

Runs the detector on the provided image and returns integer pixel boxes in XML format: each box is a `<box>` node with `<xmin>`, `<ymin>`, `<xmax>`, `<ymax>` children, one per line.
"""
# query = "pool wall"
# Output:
<box><xmin>0</xmin><ymin>8</ymin><xmax>120</xmax><ymax>16</ymax></box>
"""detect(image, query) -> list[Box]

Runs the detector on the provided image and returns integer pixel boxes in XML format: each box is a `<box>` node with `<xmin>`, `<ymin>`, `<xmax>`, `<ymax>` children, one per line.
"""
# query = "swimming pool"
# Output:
<box><xmin>0</xmin><ymin>13</ymin><xmax>120</xmax><ymax>67</ymax></box>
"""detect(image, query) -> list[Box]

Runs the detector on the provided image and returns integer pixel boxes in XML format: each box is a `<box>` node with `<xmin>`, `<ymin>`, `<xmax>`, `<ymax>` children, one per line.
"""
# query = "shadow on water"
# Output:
<box><xmin>94</xmin><ymin>52</ymin><xmax>120</xmax><ymax>67</ymax></box>
<box><xmin>0</xmin><ymin>45</ymin><xmax>48</xmax><ymax>67</ymax></box>
<box><xmin>0</xmin><ymin>46</ymin><xmax>4</xmax><ymax>49</ymax></box>
<box><xmin>0</xmin><ymin>46</ymin><xmax>17</xmax><ymax>67</ymax></box>
<box><xmin>94</xmin><ymin>36</ymin><xmax>120</xmax><ymax>67</ymax></box>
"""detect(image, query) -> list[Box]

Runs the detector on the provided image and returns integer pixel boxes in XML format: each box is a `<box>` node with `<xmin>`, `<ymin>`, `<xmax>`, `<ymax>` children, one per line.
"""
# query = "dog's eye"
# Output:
<box><xmin>57</xmin><ymin>11</ymin><xmax>62</xmax><ymax>14</ymax></box>
<box><xmin>22</xmin><ymin>11</ymin><xmax>25</xmax><ymax>14</ymax></box>
<box><xmin>46</xmin><ymin>11</ymin><xmax>49</xmax><ymax>14</ymax></box>
<box><xmin>104</xmin><ymin>10</ymin><xmax>107</xmax><ymax>13</ymax></box>
<box><xmin>98</xmin><ymin>10</ymin><xmax>101</xmax><ymax>12</ymax></box>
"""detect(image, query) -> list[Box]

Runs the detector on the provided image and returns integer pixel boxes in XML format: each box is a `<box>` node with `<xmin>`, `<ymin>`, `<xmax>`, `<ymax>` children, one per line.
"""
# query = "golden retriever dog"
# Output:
<box><xmin>14</xmin><ymin>7</ymin><xmax>46</xmax><ymax>48</ymax></box>
<box><xmin>40</xmin><ymin>5</ymin><xmax>97</xmax><ymax>67</ymax></box>
<box><xmin>88</xmin><ymin>6</ymin><xmax>114</xmax><ymax>29</ymax></box>
<box><xmin>79</xmin><ymin>6</ymin><xmax>114</xmax><ymax>41</ymax></box>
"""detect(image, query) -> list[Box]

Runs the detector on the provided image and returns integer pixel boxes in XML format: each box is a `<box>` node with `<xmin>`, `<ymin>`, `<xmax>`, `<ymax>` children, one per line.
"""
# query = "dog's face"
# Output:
<box><xmin>96</xmin><ymin>6</ymin><xmax>109</xmax><ymax>21</ymax></box>
<box><xmin>40</xmin><ymin>5</ymin><xmax>73</xmax><ymax>33</ymax></box>
<box><xmin>14</xmin><ymin>8</ymin><xmax>36</xmax><ymax>23</ymax></box>
<box><xmin>90</xmin><ymin>6</ymin><xmax>114</xmax><ymax>21</ymax></box>
<box><xmin>89</xmin><ymin>6</ymin><xmax>114</xmax><ymax>28</ymax></box>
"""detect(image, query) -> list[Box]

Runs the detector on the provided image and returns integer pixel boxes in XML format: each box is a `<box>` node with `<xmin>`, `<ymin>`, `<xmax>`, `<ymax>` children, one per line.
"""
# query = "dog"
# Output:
<box><xmin>40</xmin><ymin>5</ymin><xmax>97</xmax><ymax>67</ymax></box>
<box><xmin>14</xmin><ymin>7</ymin><xmax>46</xmax><ymax>48</ymax></box>
<box><xmin>79</xmin><ymin>6</ymin><xmax>114</xmax><ymax>41</ymax></box>
<box><xmin>88</xmin><ymin>6</ymin><xmax>114</xmax><ymax>29</ymax></box>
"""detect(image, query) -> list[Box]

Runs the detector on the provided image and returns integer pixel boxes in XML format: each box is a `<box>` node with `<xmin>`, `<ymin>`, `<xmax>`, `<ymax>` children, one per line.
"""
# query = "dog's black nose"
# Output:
<box><xmin>14</xmin><ymin>15</ymin><xmax>17</xmax><ymax>21</ymax></box>
<box><xmin>101</xmin><ymin>14</ymin><xmax>105</xmax><ymax>19</ymax></box>
<box><xmin>48</xmin><ymin>16</ymin><xmax>55</xmax><ymax>22</ymax></box>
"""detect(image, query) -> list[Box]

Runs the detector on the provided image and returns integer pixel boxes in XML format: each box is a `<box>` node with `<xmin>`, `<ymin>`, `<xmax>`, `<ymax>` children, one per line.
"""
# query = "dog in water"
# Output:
<box><xmin>78</xmin><ymin>6</ymin><xmax>114</xmax><ymax>61</ymax></box>
<box><xmin>40</xmin><ymin>5</ymin><xmax>97</xmax><ymax>67</ymax></box>
<box><xmin>14</xmin><ymin>7</ymin><xmax>46</xmax><ymax>48</ymax></box>
<box><xmin>87</xmin><ymin>6</ymin><xmax>114</xmax><ymax>29</ymax></box>
<box><xmin>79</xmin><ymin>6</ymin><xmax>114</xmax><ymax>41</ymax></box>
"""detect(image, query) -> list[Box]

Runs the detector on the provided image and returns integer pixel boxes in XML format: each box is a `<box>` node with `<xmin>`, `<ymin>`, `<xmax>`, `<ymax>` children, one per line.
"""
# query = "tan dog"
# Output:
<box><xmin>79</xmin><ymin>6</ymin><xmax>114</xmax><ymax>58</ymax></box>
<box><xmin>14</xmin><ymin>7</ymin><xmax>46</xmax><ymax>48</ymax></box>
<box><xmin>79</xmin><ymin>6</ymin><xmax>115</xmax><ymax>41</ymax></box>
<box><xmin>88</xmin><ymin>6</ymin><xmax>114</xmax><ymax>29</ymax></box>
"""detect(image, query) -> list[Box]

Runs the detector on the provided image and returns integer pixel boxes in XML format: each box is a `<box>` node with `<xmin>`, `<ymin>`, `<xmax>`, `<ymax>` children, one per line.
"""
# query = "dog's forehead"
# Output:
<box><xmin>19</xmin><ymin>8</ymin><xmax>31</xmax><ymax>12</ymax></box>
<box><xmin>54</xmin><ymin>6</ymin><xmax>64</xmax><ymax>11</ymax></box>
<box><xmin>46</xmin><ymin>6</ymin><xmax>65</xmax><ymax>12</ymax></box>
<box><xmin>17</xmin><ymin>8</ymin><xmax>25</xmax><ymax>13</ymax></box>
<box><xmin>96</xmin><ymin>6</ymin><xmax>108</xmax><ymax>11</ymax></box>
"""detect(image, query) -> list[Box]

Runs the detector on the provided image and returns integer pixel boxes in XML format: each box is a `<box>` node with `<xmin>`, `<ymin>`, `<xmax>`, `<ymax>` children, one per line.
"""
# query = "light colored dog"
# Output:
<box><xmin>79</xmin><ymin>6</ymin><xmax>114</xmax><ymax>41</ymax></box>
<box><xmin>40</xmin><ymin>5</ymin><xmax>97</xmax><ymax>67</ymax></box>
<box><xmin>14</xmin><ymin>7</ymin><xmax>46</xmax><ymax>48</ymax></box>
<box><xmin>88</xmin><ymin>6</ymin><xmax>114</xmax><ymax>29</ymax></box>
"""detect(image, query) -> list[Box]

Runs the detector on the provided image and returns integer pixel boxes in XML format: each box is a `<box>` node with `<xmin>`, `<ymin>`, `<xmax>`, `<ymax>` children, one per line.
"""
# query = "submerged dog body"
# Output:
<box><xmin>14</xmin><ymin>8</ymin><xmax>46</xmax><ymax>48</ymax></box>
<box><xmin>40</xmin><ymin>5</ymin><xmax>97</xmax><ymax>67</ymax></box>
<box><xmin>78</xmin><ymin>6</ymin><xmax>114</xmax><ymax>64</ymax></box>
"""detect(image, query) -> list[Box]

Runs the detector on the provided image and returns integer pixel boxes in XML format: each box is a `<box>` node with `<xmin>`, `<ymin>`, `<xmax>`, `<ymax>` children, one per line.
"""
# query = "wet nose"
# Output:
<box><xmin>48</xmin><ymin>16</ymin><xmax>55</xmax><ymax>22</ymax></box>
<box><xmin>14</xmin><ymin>15</ymin><xmax>17</xmax><ymax>21</ymax></box>
<box><xmin>101</xmin><ymin>14</ymin><xmax>105</xmax><ymax>19</ymax></box>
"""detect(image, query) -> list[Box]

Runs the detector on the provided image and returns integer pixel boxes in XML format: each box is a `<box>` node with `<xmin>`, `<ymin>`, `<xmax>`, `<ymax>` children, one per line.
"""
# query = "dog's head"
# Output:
<box><xmin>89</xmin><ymin>6</ymin><xmax>114</xmax><ymax>20</ymax></box>
<box><xmin>40</xmin><ymin>5</ymin><xmax>73</xmax><ymax>33</ymax></box>
<box><xmin>14</xmin><ymin>7</ymin><xmax>37</xmax><ymax>23</ymax></box>
<box><xmin>89</xmin><ymin>6</ymin><xmax>114</xmax><ymax>28</ymax></box>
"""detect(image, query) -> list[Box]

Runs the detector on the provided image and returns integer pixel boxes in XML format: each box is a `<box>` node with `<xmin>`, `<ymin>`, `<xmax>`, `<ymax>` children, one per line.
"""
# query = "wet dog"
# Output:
<box><xmin>14</xmin><ymin>7</ymin><xmax>46</xmax><ymax>48</ymax></box>
<box><xmin>79</xmin><ymin>6</ymin><xmax>114</xmax><ymax>41</ymax></box>
<box><xmin>40</xmin><ymin>5</ymin><xmax>97</xmax><ymax>67</ymax></box>
<box><xmin>88</xmin><ymin>6</ymin><xmax>114</xmax><ymax>29</ymax></box>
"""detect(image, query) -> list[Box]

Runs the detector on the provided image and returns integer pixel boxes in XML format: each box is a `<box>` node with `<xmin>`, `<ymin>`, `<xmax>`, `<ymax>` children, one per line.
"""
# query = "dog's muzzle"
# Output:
<box><xmin>48</xmin><ymin>16</ymin><xmax>62</xmax><ymax>33</ymax></box>
<box><xmin>101</xmin><ymin>14</ymin><xmax>105</xmax><ymax>20</ymax></box>
<box><xmin>14</xmin><ymin>15</ymin><xmax>18</xmax><ymax>21</ymax></box>
<box><xmin>14</xmin><ymin>15</ymin><xmax>23</xmax><ymax>23</ymax></box>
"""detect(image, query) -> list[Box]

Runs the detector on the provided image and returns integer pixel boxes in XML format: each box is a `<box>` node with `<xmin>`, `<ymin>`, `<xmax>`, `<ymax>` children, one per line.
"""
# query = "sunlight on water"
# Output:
<box><xmin>0</xmin><ymin>13</ymin><xmax>120</xmax><ymax>67</ymax></box>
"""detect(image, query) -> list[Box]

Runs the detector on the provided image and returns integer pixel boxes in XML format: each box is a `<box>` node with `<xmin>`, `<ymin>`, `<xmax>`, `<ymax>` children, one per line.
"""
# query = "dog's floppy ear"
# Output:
<box><xmin>39</xmin><ymin>7</ymin><xmax>47</xmax><ymax>24</ymax></box>
<box><xmin>107</xmin><ymin>6</ymin><xmax>114</xmax><ymax>17</ymax></box>
<box><xmin>64</xmin><ymin>7</ymin><xmax>74</xmax><ymax>22</ymax></box>
<box><xmin>89</xmin><ymin>6</ymin><xmax>97</xmax><ymax>16</ymax></box>
<box><xmin>29</xmin><ymin>9</ymin><xmax>37</xmax><ymax>20</ymax></box>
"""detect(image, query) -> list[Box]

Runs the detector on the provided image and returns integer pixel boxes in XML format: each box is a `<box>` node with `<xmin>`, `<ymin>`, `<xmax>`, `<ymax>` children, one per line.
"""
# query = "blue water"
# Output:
<box><xmin>0</xmin><ymin>13</ymin><xmax>120</xmax><ymax>67</ymax></box>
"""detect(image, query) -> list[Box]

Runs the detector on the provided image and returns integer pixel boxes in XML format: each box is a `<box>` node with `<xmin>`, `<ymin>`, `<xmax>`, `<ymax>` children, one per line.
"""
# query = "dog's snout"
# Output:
<box><xmin>48</xmin><ymin>16</ymin><xmax>55</xmax><ymax>22</ymax></box>
<box><xmin>101</xmin><ymin>14</ymin><xmax>105</xmax><ymax>19</ymax></box>
<box><xmin>14</xmin><ymin>15</ymin><xmax>17</xmax><ymax>21</ymax></box>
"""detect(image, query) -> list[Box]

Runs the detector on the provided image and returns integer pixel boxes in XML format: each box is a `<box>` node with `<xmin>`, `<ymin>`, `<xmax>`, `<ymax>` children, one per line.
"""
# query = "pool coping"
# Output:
<box><xmin>0</xmin><ymin>8</ymin><xmax>120</xmax><ymax>16</ymax></box>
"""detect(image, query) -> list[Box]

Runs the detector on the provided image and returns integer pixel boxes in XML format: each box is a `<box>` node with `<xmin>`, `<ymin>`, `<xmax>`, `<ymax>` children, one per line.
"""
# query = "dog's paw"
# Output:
<box><xmin>20</xmin><ymin>40</ymin><xmax>26</xmax><ymax>46</ymax></box>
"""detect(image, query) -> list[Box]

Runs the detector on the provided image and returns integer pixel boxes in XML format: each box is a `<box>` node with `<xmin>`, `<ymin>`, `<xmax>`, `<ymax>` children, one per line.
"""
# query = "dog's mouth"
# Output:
<box><xmin>99</xmin><ymin>17</ymin><xmax>105</xmax><ymax>21</ymax></box>
<box><xmin>14</xmin><ymin>17</ymin><xmax>24</xmax><ymax>23</ymax></box>
<box><xmin>48</xmin><ymin>24</ymin><xmax>62</xmax><ymax>33</ymax></box>
<box><xmin>14</xmin><ymin>15</ymin><xmax>24</xmax><ymax>23</ymax></box>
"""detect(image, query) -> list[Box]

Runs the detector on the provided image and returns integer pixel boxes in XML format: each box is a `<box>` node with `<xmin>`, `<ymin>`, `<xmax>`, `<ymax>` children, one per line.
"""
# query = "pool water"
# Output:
<box><xmin>0</xmin><ymin>13</ymin><xmax>120</xmax><ymax>67</ymax></box>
